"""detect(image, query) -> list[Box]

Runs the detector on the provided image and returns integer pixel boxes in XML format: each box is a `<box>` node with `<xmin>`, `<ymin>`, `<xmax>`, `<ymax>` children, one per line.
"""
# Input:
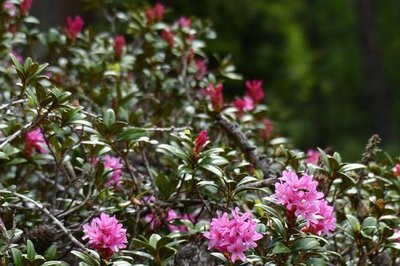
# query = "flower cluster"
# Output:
<box><xmin>306</xmin><ymin>149</ymin><xmax>320</xmax><ymax>165</ymax></box>
<box><xmin>25</xmin><ymin>128</ymin><xmax>47</xmax><ymax>157</ymax></box>
<box><xmin>272</xmin><ymin>170</ymin><xmax>336</xmax><ymax>235</ymax></box>
<box><xmin>145</xmin><ymin>3</ymin><xmax>164</xmax><ymax>26</ymax></box>
<box><xmin>145</xmin><ymin>209</ymin><xmax>195</xmax><ymax>233</ymax></box>
<box><xmin>233</xmin><ymin>80</ymin><xmax>264</xmax><ymax>114</ymax></box>
<box><xmin>194</xmin><ymin>130</ymin><xmax>209</xmax><ymax>155</ymax></box>
<box><xmin>83</xmin><ymin>213</ymin><xmax>127</xmax><ymax>260</ymax></box>
<box><xmin>114</xmin><ymin>35</ymin><xmax>125</xmax><ymax>61</ymax></box>
<box><xmin>204</xmin><ymin>83</ymin><xmax>224</xmax><ymax>112</ymax></box>
<box><xmin>204</xmin><ymin>208</ymin><xmax>263</xmax><ymax>262</ymax></box>
<box><xmin>64</xmin><ymin>16</ymin><xmax>84</xmax><ymax>41</ymax></box>
<box><xmin>103</xmin><ymin>155</ymin><xmax>123</xmax><ymax>187</ymax></box>
<box><xmin>392</xmin><ymin>164</ymin><xmax>400</xmax><ymax>176</ymax></box>
<box><xmin>161</xmin><ymin>28</ymin><xmax>174</xmax><ymax>47</ymax></box>
<box><xmin>20</xmin><ymin>0</ymin><xmax>32</xmax><ymax>15</ymax></box>
<box><xmin>261</xmin><ymin>118</ymin><xmax>274</xmax><ymax>141</ymax></box>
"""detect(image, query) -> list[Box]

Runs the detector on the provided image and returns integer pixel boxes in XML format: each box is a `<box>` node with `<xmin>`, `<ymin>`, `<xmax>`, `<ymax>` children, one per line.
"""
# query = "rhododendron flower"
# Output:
<box><xmin>161</xmin><ymin>28</ymin><xmax>174</xmax><ymax>47</ymax></box>
<box><xmin>145</xmin><ymin>3</ymin><xmax>164</xmax><ymax>25</ymax></box>
<box><xmin>305</xmin><ymin>199</ymin><xmax>336</xmax><ymax>235</ymax></box>
<box><xmin>233</xmin><ymin>96</ymin><xmax>254</xmax><ymax>113</ymax></box>
<box><xmin>194</xmin><ymin>130</ymin><xmax>209</xmax><ymax>154</ymax></box>
<box><xmin>306</xmin><ymin>149</ymin><xmax>320</xmax><ymax>165</ymax></box>
<box><xmin>82</xmin><ymin>213</ymin><xmax>127</xmax><ymax>260</ymax></box>
<box><xmin>272</xmin><ymin>170</ymin><xmax>335</xmax><ymax>235</ymax></box>
<box><xmin>20</xmin><ymin>0</ymin><xmax>32</xmax><ymax>15</ymax></box>
<box><xmin>4</xmin><ymin>1</ymin><xmax>16</xmax><ymax>17</ymax></box>
<box><xmin>204</xmin><ymin>83</ymin><xmax>224</xmax><ymax>112</ymax></box>
<box><xmin>103</xmin><ymin>155</ymin><xmax>123</xmax><ymax>187</ymax></box>
<box><xmin>393</xmin><ymin>229</ymin><xmax>400</xmax><ymax>242</ymax></box>
<box><xmin>204</xmin><ymin>208</ymin><xmax>263</xmax><ymax>263</ymax></box>
<box><xmin>144</xmin><ymin>209</ymin><xmax>194</xmax><ymax>233</ymax></box>
<box><xmin>393</xmin><ymin>164</ymin><xmax>400</xmax><ymax>176</ymax></box>
<box><xmin>195</xmin><ymin>59</ymin><xmax>207</xmax><ymax>80</ymax></box>
<box><xmin>261</xmin><ymin>118</ymin><xmax>273</xmax><ymax>141</ymax></box>
<box><xmin>178</xmin><ymin>16</ymin><xmax>192</xmax><ymax>28</ymax></box>
<box><xmin>245</xmin><ymin>80</ymin><xmax>264</xmax><ymax>104</ymax></box>
<box><xmin>64</xmin><ymin>16</ymin><xmax>84</xmax><ymax>41</ymax></box>
<box><xmin>114</xmin><ymin>35</ymin><xmax>125</xmax><ymax>61</ymax></box>
<box><xmin>25</xmin><ymin>128</ymin><xmax>47</xmax><ymax>157</ymax></box>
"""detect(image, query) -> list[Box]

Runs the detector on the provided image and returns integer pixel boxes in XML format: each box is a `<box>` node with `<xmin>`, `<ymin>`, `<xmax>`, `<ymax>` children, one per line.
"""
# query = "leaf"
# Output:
<box><xmin>127</xmin><ymin>250</ymin><xmax>154</xmax><ymax>260</ymax></box>
<box><xmin>210</xmin><ymin>252</ymin><xmax>228</xmax><ymax>262</ymax></box>
<box><xmin>340</xmin><ymin>163</ymin><xmax>366</xmax><ymax>172</ymax></box>
<box><xmin>346</xmin><ymin>214</ymin><xmax>360</xmax><ymax>232</ymax></box>
<box><xmin>71</xmin><ymin>250</ymin><xmax>100</xmax><ymax>266</ymax></box>
<box><xmin>292</xmin><ymin>238</ymin><xmax>320</xmax><ymax>251</ymax></box>
<box><xmin>157</xmin><ymin>246</ymin><xmax>176</xmax><ymax>261</ymax></box>
<box><xmin>272</xmin><ymin>242</ymin><xmax>291</xmax><ymax>254</ymax></box>
<box><xmin>149</xmin><ymin>234</ymin><xmax>161</xmax><ymax>248</ymax></box>
<box><xmin>117</xmin><ymin>127</ymin><xmax>147</xmax><ymax>142</ymax></box>
<box><xmin>27</xmin><ymin>239</ymin><xmax>36</xmax><ymax>262</ymax></box>
<box><xmin>200</xmin><ymin>164</ymin><xmax>223</xmax><ymax>177</ymax></box>
<box><xmin>11</xmin><ymin>248</ymin><xmax>24</xmax><ymax>266</ymax></box>
<box><xmin>42</xmin><ymin>261</ymin><xmax>71</xmax><ymax>266</ymax></box>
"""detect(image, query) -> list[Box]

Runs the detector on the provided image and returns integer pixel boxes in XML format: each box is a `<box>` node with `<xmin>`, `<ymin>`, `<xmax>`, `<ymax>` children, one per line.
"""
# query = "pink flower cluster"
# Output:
<box><xmin>144</xmin><ymin>209</ymin><xmax>195</xmax><ymax>233</ymax></box>
<box><xmin>204</xmin><ymin>83</ymin><xmax>224</xmax><ymax>112</ymax></box>
<box><xmin>195</xmin><ymin>59</ymin><xmax>207</xmax><ymax>80</ymax></box>
<box><xmin>178</xmin><ymin>16</ymin><xmax>192</xmax><ymax>28</ymax></box>
<box><xmin>64</xmin><ymin>16</ymin><xmax>84</xmax><ymax>41</ymax></box>
<box><xmin>145</xmin><ymin>3</ymin><xmax>164</xmax><ymax>26</ymax></box>
<box><xmin>25</xmin><ymin>128</ymin><xmax>47</xmax><ymax>157</ymax></box>
<box><xmin>194</xmin><ymin>130</ymin><xmax>209</xmax><ymax>155</ymax></box>
<box><xmin>83</xmin><ymin>213</ymin><xmax>127</xmax><ymax>260</ymax></box>
<box><xmin>272</xmin><ymin>170</ymin><xmax>336</xmax><ymax>235</ymax></box>
<box><xmin>392</xmin><ymin>164</ymin><xmax>400</xmax><ymax>176</ymax></box>
<box><xmin>204</xmin><ymin>208</ymin><xmax>263</xmax><ymax>263</ymax></box>
<box><xmin>20</xmin><ymin>0</ymin><xmax>32</xmax><ymax>15</ymax></box>
<box><xmin>161</xmin><ymin>28</ymin><xmax>174</xmax><ymax>47</ymax></box>
<box><xmin>305</xmin><ymin>149</ymin><xmax>320</xmax><ymax>165</ymax></box>
<box><xmin>114</xmin><ymin>35</ymin><xmax>125</xmax><ymax>61</ymax></box>
<box><xmin>103</xmin><ymin>155</ymin><xmax>123</xmax><ymax>187</ymax></box>
<box><xmin>233</xmin><ymin>80</ymin><xmax>264</xmax><ymax>114</ymax></box>
<box><xmin>261</xmin><ymin>118</ymin><xmax>274</xmax><ymax>141</ymax></box>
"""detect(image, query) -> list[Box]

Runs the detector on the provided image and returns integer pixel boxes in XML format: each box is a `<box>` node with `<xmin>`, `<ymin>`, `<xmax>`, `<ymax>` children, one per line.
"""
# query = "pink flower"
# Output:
<box><xmin>20</xmin><ymin>0</ymin><xmax>32</xmax><ymax>15</ymax></box>
<box><xmin>233</xmin><ymin>96</ymin><xmax>254</xmax><ymax>113</ymax></box>
<box><xmin>194</xmin><ymin>130</ymin><xmax>209</xmax><ymax>155</ymax></box>
<box><xmin>178</xmin><ymin>16</ymin><xmax>192</xmax><ymax>28</ymax></box>
<box><xmin>304</xmin><ymin>199</ymin><xmax>336</xmax><ymax>235</ymax></box>
<box><xmin>145</xmin><ymin>3</ymin><xmax>164</xmax><ymax>25</ymax></box>
<box><xmin>103</xmin><ymin>155</ymin><xmax>123</xmax><ymax>187</ymax></box>
<box><xmin>161</xmin><ymin>28</ymin><xmax>174</xmax><ymax>47</ymax></box>
<box><xmin>272</xmin><ymin>170</ymin><xmax>336</xmax><ymax>235</ymax></box>
<box><xmin>393</xmin><ymin>164</ymin><xmax>400</xmax><ymax>176</ymax></box>
<box><xmin>114</xmin><ymin>35</ymin><xmax>125</xmax><ymax>61</ymax></box>
<box><xmin>204</xmin><ymin>208</ymin><xmax>263</xmax><ymax>263</ymax></box>
<box><xmin>64</xmin><ymin>16</ymin><xmax>84</xmax><ymax>41</ymax></box>
<box><xmin>393</xmin><ymin>229</ymin><xmax>400</xmax><ymax>242</ymax></box>
<box><xmin>25</xmin><ymin>128</ymin><xmax>47</xmax><ymax>157</ymax></box>
<box><xmin>245</xmin><ymin>80</ymin><xmax>264</xmax><ymax>104</ymax></box>
<box><xmin>204</xmin><ymin>83</ymin><xmax>224</xmax><ymax>112</ymax></box>
<box><xmin>261</xmin><ymin>119</ymin><xmax>273</xmax><ymax>141</ymax></box>
<box><xmin>11</xmin><ymin>50</ymin><xmax>23</xmax><ymax>64</ymax></box>
<box><xmin>144</xmin><ymin>209</ymin><xmax>194</xmax><ymax>233</ymax></box>
<box><xmin>306</xmin><ymin>149</ymin><xmax>320</xmax><ymax>165</ymax></box>
<box><xmin>82</xmin><ymin>213</ymin><xmax>127</xmax><ymax>260</ymax></box>
<box><xmin>195</xmin><ymin>59</ymin><xmax>207</xmax><ymax>80</ymax></box>
<box><xmin>4</xmin><ymin>1</ymin><xmax>16</xmax><ymax>17</ymax></box>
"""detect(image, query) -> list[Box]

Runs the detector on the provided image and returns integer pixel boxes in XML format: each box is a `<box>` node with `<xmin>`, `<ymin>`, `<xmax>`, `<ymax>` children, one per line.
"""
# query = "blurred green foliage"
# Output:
<box><xmin>165</xmin><ymin>0</ymin><xmax>400</xmax><ymax>160</ymax></box>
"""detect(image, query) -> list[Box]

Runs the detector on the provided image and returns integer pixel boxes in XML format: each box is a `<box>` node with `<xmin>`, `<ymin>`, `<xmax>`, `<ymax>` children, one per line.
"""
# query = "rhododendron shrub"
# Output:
<box><xmin>0</xmin><ymin>1</ymin><xmax>399</xmax><ymax>266</ymax></box>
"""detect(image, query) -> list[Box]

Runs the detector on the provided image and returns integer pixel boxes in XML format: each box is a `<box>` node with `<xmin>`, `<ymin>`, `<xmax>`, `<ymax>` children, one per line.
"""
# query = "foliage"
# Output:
<box><xmin>0</xmin><ymin>1</ymin><xmax>399</xmax><ymax>265</ymax></box>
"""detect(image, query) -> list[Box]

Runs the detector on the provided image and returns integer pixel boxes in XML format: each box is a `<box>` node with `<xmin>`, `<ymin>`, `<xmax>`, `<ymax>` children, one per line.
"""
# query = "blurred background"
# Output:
<box><xmin>31</xmin><ymin>0</ymin><xmax>400</xmax><ymax>161</ymax></box>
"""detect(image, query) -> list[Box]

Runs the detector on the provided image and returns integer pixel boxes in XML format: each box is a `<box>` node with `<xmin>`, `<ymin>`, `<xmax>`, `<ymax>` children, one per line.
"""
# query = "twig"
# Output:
<box><xmin>0</xmin><ymin>190</ymin><xmax>86</xmax><ymax>250</ymax></box>
<box><xmin>0</xmin><ymin>99</ymin><xmax>27</xmax><ymax>111</ymax></box>
<box><xmin>216</xmin><ymin>114</ymin><xmax>275</xmax><ymax>181</ymax></box>
<box><xmin>141</xmin><ymin>146</ymin><xmax>159</xmax><ymax>194</ymax></box>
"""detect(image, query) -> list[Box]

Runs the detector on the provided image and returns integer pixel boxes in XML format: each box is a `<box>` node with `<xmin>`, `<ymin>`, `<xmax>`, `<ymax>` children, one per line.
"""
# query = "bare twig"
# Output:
<box><xmin>141</xmin><ymin>146</ymin><xmax>159</xmax><ymax>194</ymax></box>
<box><xmin>216</xmin><ymin>114</ymin><xmax>275</xmax><ymax>181</ymax></box>
<box><xmin>0</xmin><ymin>190</ymin><xmax>86</xmax><ymax>250</ymax></box>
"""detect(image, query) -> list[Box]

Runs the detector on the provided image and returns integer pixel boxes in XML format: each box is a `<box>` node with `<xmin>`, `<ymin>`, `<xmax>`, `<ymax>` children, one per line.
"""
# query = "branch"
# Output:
<box><xmin>216</xmin><ymin>114</ymin><xmax>275</xmax><ymax>181</ymax></box>
<box><xmin>0</xmin><ymin>190</ymin><xmax>86</xmax><ymax>250</ymax></box>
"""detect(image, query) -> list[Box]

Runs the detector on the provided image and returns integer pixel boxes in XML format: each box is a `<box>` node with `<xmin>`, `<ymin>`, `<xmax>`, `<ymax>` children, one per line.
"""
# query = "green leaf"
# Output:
<box><xmin>71</xmin><ymin>250</ymin><xmax>100</xmax><ymax>266</ymax></box>
<box><xmin>149</xmin><ymin>234</ymin><xmax>161</xmax><ymax>248</ymax></box>
<box><xmin>11</xmin><ymin>248</ymin><xmax>24</xmax><ymax>266</ymax></box>
<box><xmin>117</xmin><ymin>127</ymin><xmax>147</xmax><ymax>142</ymax></box>
<box><xmin>272</xmin><ymin>242</ymin><xmax>291</xmax><ymax>254</ymax></box>
<box><xmin>127</xmin><ymin>250</ymin><xmax>154</xmax><ymax>260</ymax></box>
<box><xmin>27</xmin><ymin>239</ymin><xmax>36</xmax><ymax>262</ymax></box>
<box><xmin>346</xmin><ymin>214</ymin><xmax>361</xmax><ymax>232</ymax></box>
<box><xmin>200</xmin><ymin>164</ymin><xmax>223</xmax><ymax>177</ymax></box>
<box><xmin>292</xmin><ymin>238</ymin><xmax>320</xmax><ymax>251</ymax></box>
<box><xmin>42</xmin><ymin>261</ymin><xmax>70</xmax><ymax>266</ymax></box>
<box><xmin>44</xmin><ymin>245</ymin><xmax>58</xmax><ymax>260</ymax></box>
<box><xmin>340</xmin><ymin>163</ymin><xmax>366</xmax><ymax>172</ymax></box>
<box><xmin>210</xmin><ymin>252</ymin><xmax>228</xmax><ymax>262</ymax></box>
<box><xmin>157</xmin><ymin>246</ymin><xmax>176</xmax><ymax>261</ymax></box>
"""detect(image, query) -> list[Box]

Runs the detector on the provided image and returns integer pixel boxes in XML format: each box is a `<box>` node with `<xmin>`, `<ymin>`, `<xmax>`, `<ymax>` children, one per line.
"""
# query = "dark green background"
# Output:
<box><xmin>32</xmin><ymin>0</ymin><xmax>400</xmax><ymax>160</ymax></box>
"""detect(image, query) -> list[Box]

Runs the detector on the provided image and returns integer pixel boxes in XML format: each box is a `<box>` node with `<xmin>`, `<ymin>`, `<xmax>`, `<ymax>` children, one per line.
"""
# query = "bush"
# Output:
<box><xmin>0</xmin><ymin>1</ymin><xmax>399</xmax><ymax>265</ymax></box>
